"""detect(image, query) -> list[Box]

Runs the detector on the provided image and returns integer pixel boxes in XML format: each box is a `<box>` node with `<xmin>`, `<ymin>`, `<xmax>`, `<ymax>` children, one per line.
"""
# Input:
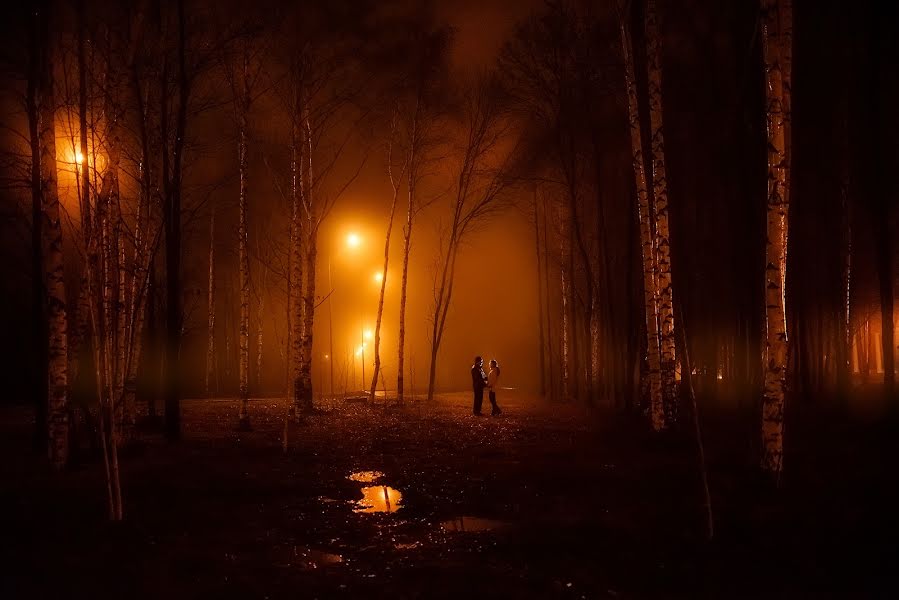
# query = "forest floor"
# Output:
<box><xmin>2</xmin><ymin>390</ymin><xmax>898</xmax><ymax>599</ymax></box>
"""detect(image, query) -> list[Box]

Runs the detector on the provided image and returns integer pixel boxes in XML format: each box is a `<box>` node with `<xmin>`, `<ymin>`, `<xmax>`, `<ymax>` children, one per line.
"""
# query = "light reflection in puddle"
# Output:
<box><xmin>348</xmin><ymin>471</ymin><xmax>384</xmax><ymax>483</ymax></box>
<box><xmin>347</xmin><ymin>471</ymin><xmax>403</xmax><ymax>513</ymax></box>
<box><xmin>441</xmin><ymin>516</ymin><xmax>510</xmax><ymax>532</ymax></box>
<box><xmin>354</xmin><ymin>485</ymin><xmax>403</xmax><ymax>513</ymax></box>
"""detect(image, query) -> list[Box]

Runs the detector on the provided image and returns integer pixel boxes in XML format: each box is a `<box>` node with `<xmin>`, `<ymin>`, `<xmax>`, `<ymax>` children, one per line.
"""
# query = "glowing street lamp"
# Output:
<box><xmin>75</xmin><ymin>150</ymin><xmax>85</xmax><ymax>164</ymax></box>
<box><xmin>373</xmin><ymin>271</ymin><xmax>383</xmax><ymax>284</ymax></box>
<box><xmin>329</xmin><ymin>230</ymin><xmax>365</xmax><ymax>398</ymax></box>
<box><xmin>363</xmin><ymin>329</ymin><xmax>373</xmax><ymax>341</ymax></box>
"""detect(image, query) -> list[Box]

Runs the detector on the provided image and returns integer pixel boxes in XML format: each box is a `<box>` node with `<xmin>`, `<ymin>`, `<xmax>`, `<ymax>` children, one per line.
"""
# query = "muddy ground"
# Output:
<box><xmin>2</xmin><ymin>392</ymin><xmax>897</xmax><ymax>598</ymax></box>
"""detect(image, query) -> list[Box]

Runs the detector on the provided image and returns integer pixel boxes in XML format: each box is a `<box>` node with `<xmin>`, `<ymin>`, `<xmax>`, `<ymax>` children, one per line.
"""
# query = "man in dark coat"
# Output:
<box><xmin>471</xmin><ymin>356</ymin><xmax>488</xmax><ymax>415</ymax></box>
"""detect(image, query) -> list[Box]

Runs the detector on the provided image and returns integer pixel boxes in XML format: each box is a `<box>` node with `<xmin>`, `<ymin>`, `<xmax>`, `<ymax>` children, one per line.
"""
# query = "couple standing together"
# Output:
<box><xmin>471</xmin><ymin>356</ymin><xmax>502</xmax><ymax>416</ymax></box>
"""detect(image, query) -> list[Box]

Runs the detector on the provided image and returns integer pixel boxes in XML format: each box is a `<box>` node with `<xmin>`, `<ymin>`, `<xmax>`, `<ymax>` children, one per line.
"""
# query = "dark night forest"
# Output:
<box><xmin>1</xmin><ymin>0</ymin><xmax>898</xmax><ymax>597</ymax></box>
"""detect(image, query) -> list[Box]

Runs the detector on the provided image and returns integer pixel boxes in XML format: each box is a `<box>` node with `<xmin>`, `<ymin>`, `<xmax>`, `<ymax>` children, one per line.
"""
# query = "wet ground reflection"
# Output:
<box><xmin>355</xmin><ymin>485</ymin><xmax>403</xmax><ymax>513</ymax></box>
<box><xmin>348</xmin><ymin>471</ymin><xmax>403</xmax><ymax>513</ymax></box>
<box><xmin>348</xmin><ymin>471</ymin><xmax>385</xmax><ymax>483</ymax></box>
<box><xmin>441</xmin><ymin>516</ymin><xmax>510</xmax><ymax>532</ymax></box>
<box><xmin>291</xmin><ymin>546</ymin><xmax>343</xmax><ymax>570</ymax></box>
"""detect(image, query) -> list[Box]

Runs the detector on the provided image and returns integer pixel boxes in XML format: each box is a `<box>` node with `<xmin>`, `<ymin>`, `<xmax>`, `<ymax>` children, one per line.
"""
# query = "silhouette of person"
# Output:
<box><xmin>471</xmin><ymin>356</ymin><xmax>488</xmax><ymax>415</ymax></box>
<box><xmin>487</xmin><ymin>359</ymin><xmax>502</xmax><ymax>416</ymax></box>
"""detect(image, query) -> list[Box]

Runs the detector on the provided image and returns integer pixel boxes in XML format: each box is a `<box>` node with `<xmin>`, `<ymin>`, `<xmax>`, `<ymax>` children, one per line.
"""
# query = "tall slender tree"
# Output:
<box><xmin>619</xmin><ymin>7</ymin><xmax>663</xmax><ymax>430</ymax></box>
<box><xmin>426</xmin><ymin>76</ymin><xmax>516</xmax><ymax>401</ymax></box>
<box><xmin>395</xmin><ymin>31</ymin><xmax>448</xmax><ymax>404</ymax></box>
<box><xmin>760</xmin><ymin>0</ymin><xmax>792</xmax><ymax>478</ymax></box>
<box><xmin>230</xmin><ymin>45</ymin><xmax>252</xmax><ymax>430</ymax></box>
<box><xmin>644</xmin><ymin>0</ymin><xmax>677</xmax><ymax>425</ymax></box>
<box><xmin>206</xmin><ymin>207</ymin><xmax>216</xmax><ymax>396</ymax></box>
<box><xmin>287</xmin><ymin>59</ymin><xmax>304</xmax><ymax>416</ymax></box>
<box><xmin>35</xmin><ymin>0</ymin><xmax>69</xmax><ymax>468</ymax></box>
<box><xmin>533</xmin><ymin>190</ymin><xmax>547</xmax><ymax>399</ymax></box>
<box><xmin>163</xmin><ymin>0</ymin><xmax>190</xmax><ymax>441</ymax></box>
<box><xmin>27</xmin><ymin>0</ymin><xmax>47</xmax><ymax>454</ymax></box>
<box><xmin>369</xmin><ymin>111</ymin><xmax>407</xmax><ymax>401</ymax></box>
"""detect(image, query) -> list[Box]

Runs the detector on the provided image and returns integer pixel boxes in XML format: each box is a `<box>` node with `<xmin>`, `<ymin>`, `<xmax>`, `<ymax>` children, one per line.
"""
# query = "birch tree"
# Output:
<box><xmin>760</xmin><ymin>0</ymin><xmax>792</xmax><ymax>478</ymax></box>
<box><xmin>26</xmin><ymin>0</ymin><xmax>47</xmax><ymax>454</ymax></box>
<box><xmin>426</xmin><ymin>75</ymin><xmax>516</xmax><ymax>401</ymax></box>
<box><xmin>369</xmin><ymin>111</ymin><xmax>407</xmax><ymax>401</ymax></box>
<box><xmin>533</xmin><ymin>191</ymin><xmax>547</xmax><ymax>399</ymax></box>
<box><xmin>499</xmin><ymin>5</ymin><xmax>597</xmax><ymax>404</ymax></box>
<box><xmin>395</xmin><ymin>29</ymin><xmax>448</xmax><ymax>405</ymax></box>
<box><xmin>33</xmin><ymin>0</ymin><xmax>69</xmax><ymax>468</ymax></box>
<box><xmin>206</xmin><ymin>207</ymin><xmax>215</xmax><ymax>396</ymax></box>
<box><xmin>619</xmin><ymin>3</ymin><xmax>663</xmax><ymax>430</ymax></box>
<box><xmin>72</xmin><ymin>0</ymin><xmax>123</xmax><ymax>518</ymax></box>
<box><xmin>288</xmin><ymin>35</ymin><xmax>366</xmax><ymax>415</ymax></box>
<box><xmin>287</xmin><ymin>58</ymin><xmax>305</xmax><ymax>416</ymax></box>
<box><xmin>162</xmin><ymin>0</ymin><xmax>190</xmax><ymax>441</ymax></box>
<box><xmin>644</xmin><ymin>0</ymin><xmax>677</xmax><ymax>425</ymax></box>
<box><xmin>255</xmin><ymin>261</ymin><xmax>266</xmax><ymax>392</ymax></box>
<box><xmin>224</xmin><ymin>42</ymin><xmax>256</xmax><ymax>430</ymax></box>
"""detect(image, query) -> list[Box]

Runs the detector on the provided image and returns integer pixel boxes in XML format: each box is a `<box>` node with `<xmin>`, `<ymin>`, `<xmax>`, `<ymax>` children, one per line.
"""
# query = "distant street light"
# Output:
<box><xmin>373</xmin><ymin>271</ymin><xmax>383</xmax><ymax>284</ymax></box>
<box><xmin>330</xmin><ymin>229</ymin><xmax>366</xmax><ymax>395</ymax></box>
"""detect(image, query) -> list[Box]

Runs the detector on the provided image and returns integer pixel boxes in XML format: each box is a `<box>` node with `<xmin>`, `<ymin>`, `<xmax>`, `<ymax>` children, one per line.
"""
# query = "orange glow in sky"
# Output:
<box><xmin>346</xmin><ymin>232</ymin><xmax>361</xmax><ymax>248</ymax></box>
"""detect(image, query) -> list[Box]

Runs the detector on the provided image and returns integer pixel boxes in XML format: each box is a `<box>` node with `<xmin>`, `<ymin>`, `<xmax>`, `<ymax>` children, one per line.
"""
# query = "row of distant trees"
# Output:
<box><xmin>514</xmin><ymin>0</ymin><xmax>896</xmax><ymax>486</ymax></box>
<box><xmin>8</xmin><ymin>0</ymin><xmax>897</xmax><ymax>522</ymax></box>
<box><xmin>10</xmin><ymin>0</ymin><xmax>527</xmax><ymax>519</ymax></box>
<box><xmin>498</xmin><ymin>0</ymin><xmax>794</xmax><ymax>479</ymax></box>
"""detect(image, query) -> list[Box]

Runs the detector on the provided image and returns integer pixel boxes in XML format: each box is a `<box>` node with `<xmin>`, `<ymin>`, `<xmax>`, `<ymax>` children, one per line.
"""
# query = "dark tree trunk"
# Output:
<box><xmin>534</xmin><ymin>193</ymin><xmax>547</xmax><ymax>399</ymax></box>
<box><xmin>163</xmin><ymin>0</ymin><xmax>188</xmax><ymax>440</ymax></box>
<box><xmin>27</xmin><ymin>8</ymin><xmax>47</xmax><ymax>453</ymax></box>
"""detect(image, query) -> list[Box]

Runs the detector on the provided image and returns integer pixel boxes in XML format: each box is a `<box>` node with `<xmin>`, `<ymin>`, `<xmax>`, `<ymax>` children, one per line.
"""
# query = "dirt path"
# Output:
<box><xmin>2</xmin><ymin>392</ymin><xmax>895</xmax><ymax>598</ymax></box>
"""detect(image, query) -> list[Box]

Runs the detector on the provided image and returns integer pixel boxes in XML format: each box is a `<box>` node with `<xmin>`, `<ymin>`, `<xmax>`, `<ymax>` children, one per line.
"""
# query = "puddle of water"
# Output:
<box><xmin>441</xmin><ymin>516</ymin><xmax>510</xmax><ymax>532</ymax></box>
<box><xmin>347</xmin><ymin>471</ymin><xmax>402</xmax><ymax>513</ymax></box>
<box><xmin>348</xmin><ymin>471</ymin><xmax>385</xmax><ymax>483</ymax></box>
<box><xmin>291</xmin><ymin>546</ymin><xmax>343</xmax><ymax>570</ymax></box>
<box><xmin>394</xmin><ymin>541</ymin><xmax>420</xmax><ymax>550</ymax></box>
<box><xmin>354</xmin><ymin>485</ymin><xmax>403</xmax><ymax>513</ymax></box>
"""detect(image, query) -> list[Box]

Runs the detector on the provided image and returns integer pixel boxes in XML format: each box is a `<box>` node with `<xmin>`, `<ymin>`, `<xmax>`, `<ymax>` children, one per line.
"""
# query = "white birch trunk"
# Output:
<box><xmin>206</xmin><ymin>207</ymin><xmax>215</xmax><ymax>396</ymax></box>
<box><xmin>589</xmin><ymin>303</ymin><xmax>601</xmax><ymax>406</ymax></box>
<box><xmin>256</xmin><ymin>267</ymin><xmax>265</xmax><ymax>392</ymax></box>
<box><xmin>560</xmin><ymin>205</ymin><xmax>571</xmax><ymax>402</ymax></box>
<box><xmin>289</xmin><ymin>105</ymin><xmax>304</xmax><ymax>416</ymax></box>
<box><xmin>396</xmin><ymin>108</ymin><xmax>419</xmax><ymax>404</ymax></box>
<box><xmin>645</xmin><ymin>0</ymin><xmax>677</xmax><ymax>424</ymax></box>
<box><xmin>370</xmin><ymin>135</ymin><xmax>403</xmax><ymax>400</ymax></box>
<box><xmin>38</xmin><ymin>36</ymin><xmax>69</xmax><ymax>468</ymax></box>
<box><xmin>299</xmin><ymin>229</ymin><xmax>317</xmax><ymax>413</ymax></box>
<box><xmin>534</xmin><ymin>195</ymin><xmax>547</xmax><ymax>398</ymax></box>
<box><xmin>298</xmin><ymin>108</ymin><xmax>315</xmax><ymax>413</ymax></box>
<box><xmin>761</xmin><ymin>0</ymin><xmax>790</xmax><ymax>478</ymax></box>
<box><xmin>237</xmin><ymin>54</ymin><xmax>251</xmax><ymax>429</ymax></box>
<box><xmin>123</xmin><ymin>170</ymin><xmax>146</xmax><ymax>430</ymax></box>
<box><xmin>620</xmin><ymin>16</ymin><xmax>663</xmax><ymax>429</ymax></box>
<box><xmin>396</xmin><ymin>191</ymin><xmax>413</xmax><ymax>403</ymax></box>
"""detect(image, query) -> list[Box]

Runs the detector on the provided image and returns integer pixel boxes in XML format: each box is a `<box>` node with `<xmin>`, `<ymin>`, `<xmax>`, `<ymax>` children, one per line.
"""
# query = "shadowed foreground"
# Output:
<box><xmin>2</xmin><ymin>392</ymin><xmax>897</xmax><ymax>598</ymax></box>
